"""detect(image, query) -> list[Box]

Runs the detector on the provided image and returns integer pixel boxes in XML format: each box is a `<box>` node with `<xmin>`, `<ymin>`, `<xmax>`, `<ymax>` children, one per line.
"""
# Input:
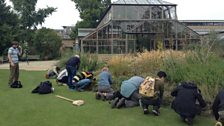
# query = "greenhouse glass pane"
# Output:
<box><xmin>125</xmin><ymin>0</ymin><xmax>137</xmax><ymax>4</ymax></box>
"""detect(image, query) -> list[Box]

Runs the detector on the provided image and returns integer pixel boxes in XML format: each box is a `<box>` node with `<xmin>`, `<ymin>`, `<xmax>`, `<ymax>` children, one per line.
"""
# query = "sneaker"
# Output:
<box><xmin>152</xmin><ymin>109</ymin><xmax>159</xmax><ymax>116</ymax></box>
<box><xmin>116</xmin><ymin>97</ymin><xmax>125</xmax><ymax>108</ymax></box>
<box><xmin>111</xmin><ymin>97</ymin><xmax>119</xmax><ymax>108</ymax></box>
<box><xmin>95</xmin><ymin>92</ymin><xmax>101</xmax><ymax>100</ymax></box>
<box><xmin>143</xmin><ymin>109</ymin><xmax>149</xmax><ymax>114</ymax></box>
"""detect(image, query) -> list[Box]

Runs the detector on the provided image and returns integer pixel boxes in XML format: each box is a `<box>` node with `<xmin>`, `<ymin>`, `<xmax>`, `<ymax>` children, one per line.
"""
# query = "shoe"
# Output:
<box><xmin>116</xmin><ymin>97</ymin><xmax>125</xmax><ymax>108</ymax></box>
<box><xmin>68</xmin><ymin>86</ymin><xmax>76</xmax><ymax>91</ymax></box>
<box><xmin>95</xmin><ymin>92</ymin><xmax>101</xmax><ymax>100</ymax></box>
<box><xmin>77</xmin><ymin>88</ymin><xmax>84</xmax><ymax>92</ymax></box>
<box><xmin>143</xmin><ymin>109</ymin><xmax>149</xmax><ymax>114</ymax></box>
<box><xmin>185</xmin><ymin>118</ymin><xmax>193</xmax><ymax>126</ymax></box>
<box><xmin>152</xmin><ymin>109</ymin><xmax>159</xmax><ymax>116</ymax></box>
<box><xmin>101</xmin><ymin>95</ymin><xmax>107</xmax><ymax>101</ymax></box>
<box><xmin>111</xmin><ymin>97</ymin><xmax>119</xmax><ymax>108</ymax></box>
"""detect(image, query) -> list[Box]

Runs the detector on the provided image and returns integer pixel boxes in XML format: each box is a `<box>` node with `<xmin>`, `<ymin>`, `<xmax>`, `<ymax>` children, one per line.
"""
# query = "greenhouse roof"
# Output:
<box><xmin>112</xmin><ymin>0</ymin><xmax>176</xmax><ymax>5</ymax></box>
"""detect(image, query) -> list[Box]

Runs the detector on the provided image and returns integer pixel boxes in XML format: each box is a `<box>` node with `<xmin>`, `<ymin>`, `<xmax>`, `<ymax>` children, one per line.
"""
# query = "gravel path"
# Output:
<box><xmin>0</xmin><ymin>60</ymin><xmax>59</xmax><ymax>71</ymax></box>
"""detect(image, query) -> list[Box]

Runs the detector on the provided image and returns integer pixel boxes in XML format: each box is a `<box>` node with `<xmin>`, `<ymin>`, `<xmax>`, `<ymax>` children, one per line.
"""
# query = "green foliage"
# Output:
<box><xmin>79</xmin><ymin>53</ymin><xmax>99</xmax><ymax>71</ymax></box>
<box><xmin>56</xmin><ymin>49</ymin><xmax>74</xmax><ymax>69</ymax></box>
<box><xmin>0</xmin><ymin>0</ymin><xmax>19</xmax><ymax>55</ymax></box>
<box><xmin>70</xmin><ymin>0</ymin><xmax>111</xmax><ymax>39</ymax></box>
<box><xmin>33</xmin><ymin>28</ymin><xmax>62</xmax><ymax>59</ymax></box>
<box><xmin>57</xmin><ymin>51</ymin><xmax>101</xmax><ymax>72</ymax></box>
<box><xmin>10</xmin><ymin>0</ymin><xmax>56</xmax><ymax>55</ymax></box>
<box><xmin>162</xmin><ymin>51</ymin><xmax>224</xmax><ymax>102</ymax></box>
<box><xmin>0</xmin><ymin>69</ymin><xmax>215</xmax><ymax>126</ymax></box>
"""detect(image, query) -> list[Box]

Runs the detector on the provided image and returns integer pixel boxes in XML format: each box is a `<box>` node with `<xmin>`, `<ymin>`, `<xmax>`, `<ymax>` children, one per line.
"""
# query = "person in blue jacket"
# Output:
<box><xmin>111</xmin><ymin>76</ymin><xmax>144</xmax><ymax>108</ymax></box>
<box><xmin>66</xmin><ymin>55</ymin><xmax>80</xmax><ymax>90</ymax></box>
<box><xmin>96</xmin><ymin>66</ymin><xmax>113</xmax><ymax>100</ymax></box>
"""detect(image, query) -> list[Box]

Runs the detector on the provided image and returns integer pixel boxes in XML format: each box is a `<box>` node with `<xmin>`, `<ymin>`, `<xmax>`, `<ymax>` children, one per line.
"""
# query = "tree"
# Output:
<box><xmin>33</xmin><ymin>28</ymin><xmax>62</xmax><ymax>60</ymax></box>
<box><xmin>10</xmin><ymin>0</ymin><xmax>56</xmax><ymax>49</ymax></box>
<box><xmin>0</xmin><ymin>0</ymin><xmax>19</xmax><ymax>55</ymax></box>
<box><xmin>71</xmin><ymin>0</ymin><xmax>111</xmax><ymax>39</ymax></box>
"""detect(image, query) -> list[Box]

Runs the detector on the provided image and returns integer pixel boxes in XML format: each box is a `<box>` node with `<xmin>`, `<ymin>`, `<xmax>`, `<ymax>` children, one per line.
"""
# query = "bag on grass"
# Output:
<box><xmin>139</xmin><ymin>76</ymin><xmax>155</xmax><ymax>97</ymax></box>
<box><xmin>10</xmin><ymin>81</ymin><xmax>23</xmax><ymax>88</ymax></box>
<box><xmin>32</xmin><ymin>81</ymin><xmax>53</xmax><ymax>94</ymax></box>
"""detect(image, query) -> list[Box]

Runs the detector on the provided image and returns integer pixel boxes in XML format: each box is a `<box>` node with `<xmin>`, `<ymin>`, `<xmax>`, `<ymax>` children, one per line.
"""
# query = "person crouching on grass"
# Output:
<box><xmin>139</xmin><ymin>71</ymin><xmax>167</xmax><ymax>116</ymax></box>
<box><xmin>171</xmin><ymin>81</ymin><xmax>206</xmax><ymax>126</ymax></box>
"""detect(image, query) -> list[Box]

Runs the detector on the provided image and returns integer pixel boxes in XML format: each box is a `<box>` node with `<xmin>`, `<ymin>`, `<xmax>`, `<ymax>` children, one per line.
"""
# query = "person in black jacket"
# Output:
<box><xmin>171</xmin><ymin>81</ymin><xmax>206</xmax><ymax>126</ymax></box>
<box><xmin>66</xmin><ymin>55</ymin><xmax>80</xmax><ymax>90</ymax></box>
<box><xmin>213</xmin><ymin>90</ymin><xmax>224</xmax><ymax>126</ymax></box>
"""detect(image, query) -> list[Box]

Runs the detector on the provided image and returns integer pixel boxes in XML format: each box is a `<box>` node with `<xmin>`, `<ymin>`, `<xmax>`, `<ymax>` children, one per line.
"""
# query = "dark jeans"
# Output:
<box><xmin>8</xmin><ymin>63</ymin><xmax>19</xmax><ymax>85</ymax></box>
<box><xmin>66</xmin><ymin>65</ymin><xmax>77</xmax><ymax>88</ymax></box>
<box><xmin>76</xmin><ymin>79</ymin><xmax>91</xmax><ymax>90</ymax></box>
<box><xmin>141</xmin><ymin>97</ymin><xmax>161</xmax><ymax>111</ymax></box>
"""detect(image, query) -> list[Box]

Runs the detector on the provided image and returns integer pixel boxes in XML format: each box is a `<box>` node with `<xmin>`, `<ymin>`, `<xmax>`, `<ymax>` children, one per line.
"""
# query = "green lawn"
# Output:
<box><xmin>0</xmin><ymin>69</ymin><xmax>215</xmax><ymax>126</ymax></box>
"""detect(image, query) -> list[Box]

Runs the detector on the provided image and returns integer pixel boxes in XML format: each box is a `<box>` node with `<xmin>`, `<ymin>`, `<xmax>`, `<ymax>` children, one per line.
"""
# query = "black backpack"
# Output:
<box><xmin>32</xmin><ymin>81</ymin><xmax>53</xmax><ymax>94</ymax></box>
<box><xmin>10</xmin><ymin>81</ymin><xmax>23</xmax><ymax>88</ymax></box>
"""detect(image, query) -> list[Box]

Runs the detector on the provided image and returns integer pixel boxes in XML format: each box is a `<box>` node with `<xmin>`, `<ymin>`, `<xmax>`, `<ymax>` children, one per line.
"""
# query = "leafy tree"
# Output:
<box><xmin>0</xmin><ymin>0</ymin><xmax>19</xmax><ymax>55</ymax></box>
<box><xmin>33</xmin><ymin>28</ymin><xmax>62</xmax><ymax>59</ymax></box>
<box><xmin>10</xmin><ymin>0</ymin><xmax>56</xmax><ymax>50</ymax></box>
<box><xmin>71</xmin><ymin>0</ymin><xmax>111</xmax><ymax>39</ymax></box>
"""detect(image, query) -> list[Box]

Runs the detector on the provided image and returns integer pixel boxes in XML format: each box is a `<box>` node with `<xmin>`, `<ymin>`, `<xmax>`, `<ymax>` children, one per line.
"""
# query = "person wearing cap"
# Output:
<box><xmin>8</xmin><ymin>41</ymin><xmax>22</xmax><ymax>86</ymax></box>
<box><xmin>65</xmin><ymin>55</ymin><xmax>80</xmax><ymax>90</ymax></box>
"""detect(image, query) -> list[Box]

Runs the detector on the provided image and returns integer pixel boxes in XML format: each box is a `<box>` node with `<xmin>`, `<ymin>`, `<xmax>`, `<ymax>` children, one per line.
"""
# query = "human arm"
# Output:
<box><xmin>171</xmin><ymin>87</ymin><xmax>178</xmax><ymax>97</ymax></box>
<box><xmin>212</xmin><ymin>92</ymin><xmax>220</xmax><ymax>120</ymax></box>
<box><xmin>108</xmin><ymin>73</ymin><xmax>113</xmax><ymax>85</ymax></box>
<box><xmin>158</xmin><ymin>81</ymin><xmax>164</xmax><ymax>99</ymax></box>
<box><xmin>196</xmin><ymin>89</ymin><xmax>206</xmax><ymax>108</ymax></box>
<box><xmin>18</xmin><ymin>45</ymin><xmax>22</xmax><ymax>56</ymax></box>
<box><xmin>8</xmin><ymin>48</ymin><xmax>14</xmax><ymax>66</ymax></box>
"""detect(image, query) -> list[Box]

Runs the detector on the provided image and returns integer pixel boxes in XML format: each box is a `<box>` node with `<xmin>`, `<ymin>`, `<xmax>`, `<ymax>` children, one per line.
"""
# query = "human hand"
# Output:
<box><xmin>11</xmin><ymin>62</ymin><xmax>15</xmax><ymax>66</ymax></box>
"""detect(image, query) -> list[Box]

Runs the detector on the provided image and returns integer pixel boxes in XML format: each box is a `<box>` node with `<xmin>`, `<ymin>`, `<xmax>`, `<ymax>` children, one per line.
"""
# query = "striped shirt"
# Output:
<box><xmin>8</xmin><ymin>47</ymin><xmax>19</xmax><ymax>63</ymax></box>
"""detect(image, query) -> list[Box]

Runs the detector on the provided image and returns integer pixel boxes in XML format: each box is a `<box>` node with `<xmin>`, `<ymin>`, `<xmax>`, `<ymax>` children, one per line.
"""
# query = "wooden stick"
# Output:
<box><xmin>55</xmin><ymin>95</ymin><xmax>74</xmax><ymax>102</ymax></box>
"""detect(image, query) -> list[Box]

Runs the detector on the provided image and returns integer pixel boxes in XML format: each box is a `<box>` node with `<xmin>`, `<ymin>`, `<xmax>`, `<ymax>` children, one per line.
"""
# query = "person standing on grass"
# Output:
<box><xmin>66</xmin><ymin>54</ymin><xmax>80</xmax><ymax>90</ymax></box>
<box><xmin>8</xmin><ymin>41</ymin><xmax>22</xmax><ymax>86</ymax></box>
<box><xmin>171</xmin><ymin>81</ymin><xmax>206</xmax><ymax>126</ymax></box>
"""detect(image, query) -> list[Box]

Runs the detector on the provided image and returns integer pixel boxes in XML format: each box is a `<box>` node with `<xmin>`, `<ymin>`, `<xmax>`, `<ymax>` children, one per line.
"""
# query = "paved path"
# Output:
<box><xmin>0</xmin><ymin>60</ymin><xmax>59</xmax><ymax>71</ymax></box>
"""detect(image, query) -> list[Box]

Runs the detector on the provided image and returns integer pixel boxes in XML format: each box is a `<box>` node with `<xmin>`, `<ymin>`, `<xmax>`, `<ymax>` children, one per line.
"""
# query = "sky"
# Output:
<box><xmin>6</xmin><ymin>0</ymin><xmax>224</xmax><ymax>29</ymax></box>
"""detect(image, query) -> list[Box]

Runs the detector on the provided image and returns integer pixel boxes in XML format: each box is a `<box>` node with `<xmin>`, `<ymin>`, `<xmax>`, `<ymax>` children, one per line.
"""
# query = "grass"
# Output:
<box><xmin>0</xmin><ymin>69</ymin><xmax>215</xmax><ymax>126</ymax></box>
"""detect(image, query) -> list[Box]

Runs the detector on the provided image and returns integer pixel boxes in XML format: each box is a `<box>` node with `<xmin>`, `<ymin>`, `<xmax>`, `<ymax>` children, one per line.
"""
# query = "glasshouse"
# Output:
<box><xmin>81</xmin><ymin>0</ymin><xmax>200</xmax><ymax>54</ymax></box>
